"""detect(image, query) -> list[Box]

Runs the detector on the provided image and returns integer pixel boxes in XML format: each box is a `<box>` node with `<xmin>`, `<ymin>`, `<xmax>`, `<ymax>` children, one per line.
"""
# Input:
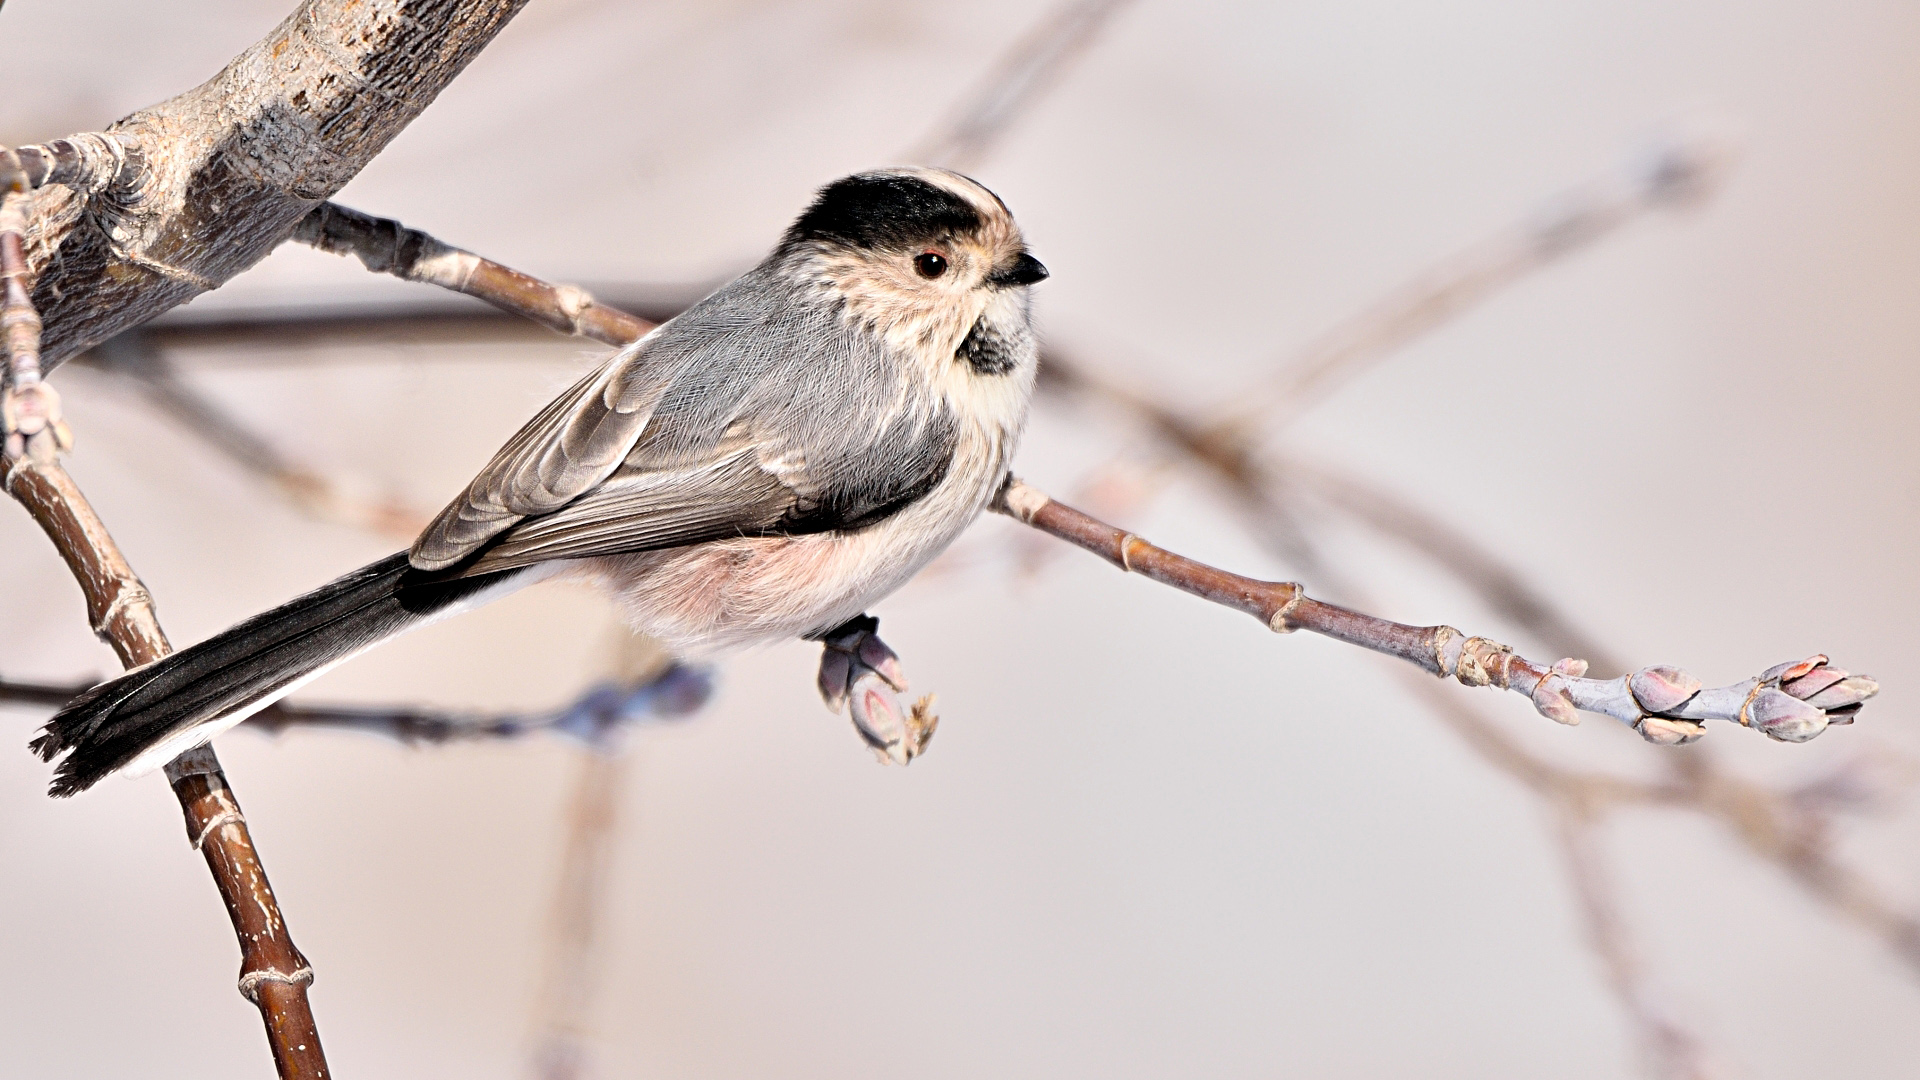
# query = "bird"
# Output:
<box><xmin>31</xmin><ymin>167</ymin><xmax>1047</xmax><ymax>796</ymax></box>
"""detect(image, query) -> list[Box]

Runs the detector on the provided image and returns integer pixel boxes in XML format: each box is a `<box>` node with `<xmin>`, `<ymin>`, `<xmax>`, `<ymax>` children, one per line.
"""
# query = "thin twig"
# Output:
<box><xmin>1207</xmin><ymin>132</ymin><xmax>1736</xmax><ymax>440</ymax></box>
<box><xmin>1277</xmin><ymin>451</ymin><xmax>1626</xmax><ymax>672</ymax></box>
<box><xmin>529</xmin><ymin>743</ymin><xmax>630</xmax><ymax>1080</ymax></box>
<box><xmin>5</xmin><ymin>458</ymin><xmax>329</xmax><ymax>1075</ymax></box>
<box><xmin>1</xmin><ymin>664</ymin><xmax>711</xmax><ymax>747</ymax></box>
<box><xmin>87</xmin><ymin>332</ymin><xmax>429</xmax><ymax>540</ymax></box>
<box><xmin>292</xmin><ymin>203</ymin><xmax>656</xmax><ymax>348</ymax></box>
<box><xmin>1553</xmin><ymin>802</ymin><xmax>1722</xmax><ymax>1080</ymax></box>
<box><xmin>907</xmin><ymin>0</ymin><xmax>1140</xmax><ymax>171</ymax></box>
<box><xmin>525</xmin><ymin>637</ymin><xmax>687</xmax><ymax>1080</ymax></box>
<box><xmin>992</xmin><ymin>476</ymin><xmax>1875</xmax><ymax>743</ymax></box>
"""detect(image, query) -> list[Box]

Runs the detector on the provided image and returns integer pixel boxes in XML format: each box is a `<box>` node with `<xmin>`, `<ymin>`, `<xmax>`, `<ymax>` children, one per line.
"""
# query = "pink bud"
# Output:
<box><xmin>1531</xmin><ymin>677</ymin><xmax>1580</xmax><ymax>726</ymax></box>
<box><xmin>1781</xmin><ymin>666</ymin><xmax>1847</xmax><ymax>700</ymax></box>
<box><xmin>1630</xmin><ymin>666</ymin><xmax>1702</xmax><ymax>713</ymax></box>
<box><xmin>1760</xmin><ymin>655</ymin><xmax>1827</xmax><ymax>684</ymax></box>
<box><xmin>1637</xmin><ymin>715</ymin><xmax>1705</xmax><ymax>745</ymax></box>
<box><xmin>1747</xmin><ymin>687</ymin><xmax>1829</xmax><ymax>742</ymax></box>
<box><xmin>1802</xmin><ymin>676</ymin><xmax>1878</xmax><ymax>712</ymax></box>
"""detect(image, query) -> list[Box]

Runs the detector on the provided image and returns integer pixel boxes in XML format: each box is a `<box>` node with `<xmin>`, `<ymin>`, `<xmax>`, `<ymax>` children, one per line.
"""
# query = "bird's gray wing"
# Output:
<box><xmin>409</xmin><ymin>344</ymin><xmax>665</xmax><ymax>570</ymax></box>
<box><xmin>413</xmin><ymin>265</ymin><xmax>958</xmax><ymax>575</ymax></box>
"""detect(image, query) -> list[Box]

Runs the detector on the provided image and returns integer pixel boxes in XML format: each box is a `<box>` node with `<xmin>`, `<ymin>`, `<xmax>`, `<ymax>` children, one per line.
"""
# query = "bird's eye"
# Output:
<box><xmin>914</xmin><ymin>252</ymin><xmax>949</xmax><ymax>279</ymax></box>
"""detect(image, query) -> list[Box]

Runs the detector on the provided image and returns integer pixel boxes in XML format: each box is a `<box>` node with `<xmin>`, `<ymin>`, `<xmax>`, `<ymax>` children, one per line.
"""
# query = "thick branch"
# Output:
<box><xmin>12</xmin><ymin>0</ymin><xmax>533</xmax><ymax>371</ymax></box>
<box><xmin>993</xmin><ymin>477</ymin><xmax>1876</xmax><ymax>744</ymax></box>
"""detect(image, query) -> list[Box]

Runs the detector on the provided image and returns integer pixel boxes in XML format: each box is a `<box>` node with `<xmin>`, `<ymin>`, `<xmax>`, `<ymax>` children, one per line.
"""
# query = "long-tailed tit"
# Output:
<box><xmin>33</xmin><ymin>168</ymin><xmax>1047</xmax><ymax>795</ymax></box>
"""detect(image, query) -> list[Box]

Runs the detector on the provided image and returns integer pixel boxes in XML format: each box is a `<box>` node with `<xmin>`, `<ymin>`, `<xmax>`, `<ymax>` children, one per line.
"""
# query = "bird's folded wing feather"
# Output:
<box><xmin>410</xmin><ymin>265</ymin><xmax>959</xmax><ymax>575</ymax></box>
<box><xmin>460</xmin><ymin>447</ymin><xmax>800</xmax><ymax>572</ymax></box>
<box><xmin>410</xmin><ymin>340</ymin><xmax>666</xmax><ymax>570</ymax></box>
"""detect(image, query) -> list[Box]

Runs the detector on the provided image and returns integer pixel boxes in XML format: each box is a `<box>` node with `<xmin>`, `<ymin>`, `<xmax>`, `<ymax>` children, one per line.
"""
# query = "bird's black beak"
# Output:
<box><xmin>988</xmin><ymin>251</ymin><xmax>1049</xmax><ymax>287</ymax></box>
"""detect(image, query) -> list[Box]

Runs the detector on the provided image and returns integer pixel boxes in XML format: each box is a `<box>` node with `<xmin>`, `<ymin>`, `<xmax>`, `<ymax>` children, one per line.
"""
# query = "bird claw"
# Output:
<box><xmin>816</xmin><ymin>616</ymin><xmax>938</xmax><ymax>765</ymax></box>
<box><xmin>2</xmin><ymin>381</ymin><xmax>73</xmax><ymax>462</ymax></box>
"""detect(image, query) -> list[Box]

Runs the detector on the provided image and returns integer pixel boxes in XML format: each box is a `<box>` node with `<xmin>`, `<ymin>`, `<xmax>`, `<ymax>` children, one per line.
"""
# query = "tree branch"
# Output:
<box><xmin>291</xmin><ymin>202</ymin><xmax>656</xmax><ymax>347</ymax></box>
<box><xmin>4</xmin><ymin>460</ymin><xmax>329</xmax><ymax>1077</ymax></box>
<box><xmin>8</xmin><ymin>0</ymin><xmax>534</xmax><ymax>372</ymax></box>
<box><xmin>992</xmin><ymin>476</ymin><xmax>1876</xmax><ymax>744</ymax></box>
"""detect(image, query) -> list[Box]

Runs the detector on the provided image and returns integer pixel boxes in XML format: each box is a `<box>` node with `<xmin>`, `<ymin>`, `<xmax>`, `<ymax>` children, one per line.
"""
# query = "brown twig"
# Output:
<box><xmin>292</xmin><ymin>203</ymin><xmax>656</xmax><ymax>348</ymax></box>
<box><xmin>1276</xmin><ymin>452</ymin><xmax>1626</xmax><ymax>672</ymax></box>
<box><xmin>993</xmin><ymin>476</ymin><xmax>1875</xmax><ymax>743</ymax></box>
<box><xmin>5</xmin><ymin>458</ymin><xmax>329</xmax><ymax>1077</ymax></box>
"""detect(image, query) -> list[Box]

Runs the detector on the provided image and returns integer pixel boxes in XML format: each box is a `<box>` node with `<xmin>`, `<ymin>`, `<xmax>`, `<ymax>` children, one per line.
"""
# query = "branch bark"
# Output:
<box><xmin>8</xmin><ymin>0</ymin><xmax>532</xmax><ymax>372</ymax></box>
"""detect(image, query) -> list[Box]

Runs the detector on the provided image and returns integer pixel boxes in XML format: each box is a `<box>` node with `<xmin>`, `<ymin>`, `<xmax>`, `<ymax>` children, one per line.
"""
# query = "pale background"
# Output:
<box><xmin>2</xmin><ymin>1</ymin><xmax>1918</xmax><ymax>1077</ymax></box>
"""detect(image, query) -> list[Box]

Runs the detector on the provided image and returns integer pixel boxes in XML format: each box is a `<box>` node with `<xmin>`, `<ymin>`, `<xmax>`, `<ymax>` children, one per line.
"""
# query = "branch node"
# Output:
<box><xmin>1267</xmin><ymin>588</ymin><xmax>1302</xmax><ymax>633</ymax></box>
<box><xmin>553</xmin><ymin>283</ymin><xmax>595</xmax><ymax>327</ymax></box>
<box><xmin>1431</xmin><ymin>626</ymin><xmax>1461</xmax><ymax>678</ymax></box>
<box><xmin>237</xmin><ymin>965</ymin><xmax>316</xmax><ymax>1004</ymax></box>
<box><xmin>994</xmin><ymin>475</ymin><xmax>1050</xmax><ymax>523</ymax></box>
<box><xmin>1456</xmin><ymin>637</ymin><xmax>1517</xmax><ymax>688</ymax></box>
<box><xmin>94</xmin><ymin>581</ymin><xmax>157</xmax><ymax>640</ymax></box>
<box><xmin>192</xmin><ymin>809</ymin><xmax>246</xmax><ymax>852</ymax></box>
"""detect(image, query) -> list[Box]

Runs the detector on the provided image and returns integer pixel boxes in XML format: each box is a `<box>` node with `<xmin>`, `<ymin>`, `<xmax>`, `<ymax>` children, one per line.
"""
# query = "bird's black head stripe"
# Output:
<box><xmin>787</xmin><ymin>174</ymin><xmax>983</xmax><ymax>251</ymax></box>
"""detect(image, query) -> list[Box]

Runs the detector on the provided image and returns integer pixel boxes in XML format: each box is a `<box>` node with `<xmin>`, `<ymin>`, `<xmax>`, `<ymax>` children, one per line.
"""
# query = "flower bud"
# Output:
<box><xmin>1630</xmin><ymin>665</ymin><xmax>1702</xmax><ymax>714</ymax></box>
<box><xmin>1637</xmin><ymin>715</ymin><xmax>1705</xmax><ymax>745</ymax></box>
<box><xmin>1746</xmin><ymin>687</ymin><xmax>1828</xmax><ymax>742</ymax></box>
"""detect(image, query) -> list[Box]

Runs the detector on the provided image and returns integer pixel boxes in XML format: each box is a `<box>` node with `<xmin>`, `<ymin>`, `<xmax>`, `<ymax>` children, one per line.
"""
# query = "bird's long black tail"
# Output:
<box><xmin>30</xmin><ymin>552</ymin><xmax>522</xmax><ymax>797</ymax></box>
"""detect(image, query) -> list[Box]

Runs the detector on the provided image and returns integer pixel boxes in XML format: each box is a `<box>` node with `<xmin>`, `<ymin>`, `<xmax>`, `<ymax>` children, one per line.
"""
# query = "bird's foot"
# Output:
<box><xmin>816</xmin><ymin>615</ymin><xmax>939</xmax><ymax>765</ymax></box>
